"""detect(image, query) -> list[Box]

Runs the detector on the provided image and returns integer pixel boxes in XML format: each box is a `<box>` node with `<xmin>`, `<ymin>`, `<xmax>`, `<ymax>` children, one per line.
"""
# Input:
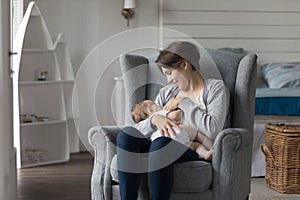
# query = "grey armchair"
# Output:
<box><xmin>88</xmin><ymin>49</ymin><xmax>257</xmax><ymax>200</ymax></box>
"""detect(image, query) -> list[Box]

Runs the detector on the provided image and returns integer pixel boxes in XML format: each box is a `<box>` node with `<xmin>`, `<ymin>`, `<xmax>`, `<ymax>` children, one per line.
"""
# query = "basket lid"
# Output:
<box><xmin>265</xmin><ymin>123</ymin><xmax>300</xmax><ymax>136</ymax></box>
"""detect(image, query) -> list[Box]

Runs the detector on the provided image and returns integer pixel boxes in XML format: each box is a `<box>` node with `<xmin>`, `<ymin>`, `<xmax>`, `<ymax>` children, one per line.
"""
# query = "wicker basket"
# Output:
<box><xmin>261</xmin><ymin>123</ymin><xmax>300</xmax><ymax>194</ymax></box>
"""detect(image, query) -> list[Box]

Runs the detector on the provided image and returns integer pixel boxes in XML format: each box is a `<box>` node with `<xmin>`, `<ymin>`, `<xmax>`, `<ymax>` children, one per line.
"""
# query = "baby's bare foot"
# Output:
<box><xmin>204</xmin><ymin>150</ymin><xmax>213</xmax><ymax>161</ymax></box>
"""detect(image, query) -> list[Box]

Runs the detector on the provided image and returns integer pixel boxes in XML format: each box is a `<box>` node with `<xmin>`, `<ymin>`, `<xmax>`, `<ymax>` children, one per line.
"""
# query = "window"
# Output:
<box><xmin>11</xmin><ymin>0</ymin><xmax>23</xmax><ymax>41</ymax></box>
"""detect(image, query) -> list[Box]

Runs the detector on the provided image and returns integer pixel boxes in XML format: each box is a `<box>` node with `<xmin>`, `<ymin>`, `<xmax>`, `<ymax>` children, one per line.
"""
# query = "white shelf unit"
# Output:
<box><xmin>13</xmin><ymin>2</ymin><xmax>73</xmax><ymax>168</ymax></box>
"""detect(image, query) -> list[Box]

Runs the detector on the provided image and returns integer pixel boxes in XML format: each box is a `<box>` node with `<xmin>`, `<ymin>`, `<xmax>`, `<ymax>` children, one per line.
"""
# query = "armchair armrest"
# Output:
<box><xmin>88</xmin><ymin>126</ymin><xmax>123</xmax><ymax>200</ymax></box>
<box><xmin>212</xmin><ymin>128</ymin><xmax>252</xmax><ymax>200</ymax></box>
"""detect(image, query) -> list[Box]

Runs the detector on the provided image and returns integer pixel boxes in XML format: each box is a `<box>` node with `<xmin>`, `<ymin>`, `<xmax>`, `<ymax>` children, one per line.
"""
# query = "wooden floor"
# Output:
<box><xmin>17</xmin><ymin>152</ymin><xmax>94</xmax><ymax>200</ymax></box>
<box><xmin>17</xmin><ymin>152</ymin><xmax>300</xmax><ymax>200</ymax></box>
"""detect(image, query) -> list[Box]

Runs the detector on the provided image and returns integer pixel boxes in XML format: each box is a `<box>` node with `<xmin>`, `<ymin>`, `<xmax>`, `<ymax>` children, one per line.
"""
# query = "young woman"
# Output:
<box><xmin>117</xmin><ymin>41</ymin><xmax>229</xmax><ymax>200</ymax></box>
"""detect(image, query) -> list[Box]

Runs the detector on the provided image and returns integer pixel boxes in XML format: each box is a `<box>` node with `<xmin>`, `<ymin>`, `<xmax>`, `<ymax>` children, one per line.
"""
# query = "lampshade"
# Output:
<box><xmin>124</xmin><ymin>0</ymin><xmax>136</xmax><ymax>9</ymax></box>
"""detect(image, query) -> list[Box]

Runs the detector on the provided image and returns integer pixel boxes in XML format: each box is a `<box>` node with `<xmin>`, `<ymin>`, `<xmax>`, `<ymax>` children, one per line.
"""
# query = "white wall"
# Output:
<box><xmin>23</xmin><ymin>0</ymin><xmax>160</xmax><ymax>150</ymax></box>
<box><xmin>0</xmin><ymin>0</ymin><xmax>17</xmax><ymax>199</ymax></box>
<box><xmin>24</xmin><ymin>0</ymin><xmax>160</xmax><ymax>74</ymax></box>
<box><xmin>162</xmin><ymin>0</ymin><xmax>300</xmax><ymax>67</ymax></box>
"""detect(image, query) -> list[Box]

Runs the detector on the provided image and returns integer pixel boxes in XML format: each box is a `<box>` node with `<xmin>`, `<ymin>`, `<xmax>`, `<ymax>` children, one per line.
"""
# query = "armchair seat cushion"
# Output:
<box><xmin>110</xmin><ymin>155</ymin><xmax>212</xmax><ymax>193</ymax></box>
<box><xmin>173</xmin><ymin>161</ymin><xmax>212</xmax><ymax>192</ymax></box>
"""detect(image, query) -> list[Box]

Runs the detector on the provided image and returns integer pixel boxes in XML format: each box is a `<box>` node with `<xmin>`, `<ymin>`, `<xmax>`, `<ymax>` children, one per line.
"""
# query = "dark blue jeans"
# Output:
<box><xmin>117</xmin><ymin>126</ymin><xmax>201</xmax><ymax>200</ymax></box>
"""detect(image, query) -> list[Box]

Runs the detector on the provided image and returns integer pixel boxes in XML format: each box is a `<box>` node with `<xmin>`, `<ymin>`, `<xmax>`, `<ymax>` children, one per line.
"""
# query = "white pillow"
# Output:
<box><xmin>261</xmin><ymin>62</ymin><xmax>300</xmax><ymax>89</ymax></box>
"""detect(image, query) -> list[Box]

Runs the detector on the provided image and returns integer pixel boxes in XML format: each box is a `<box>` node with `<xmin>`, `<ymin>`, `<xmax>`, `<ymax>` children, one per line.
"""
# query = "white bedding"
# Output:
<box><xmin>256</xmin><ymin>79</ymin><xmax>300</xmax><ymax>98</ymax></box>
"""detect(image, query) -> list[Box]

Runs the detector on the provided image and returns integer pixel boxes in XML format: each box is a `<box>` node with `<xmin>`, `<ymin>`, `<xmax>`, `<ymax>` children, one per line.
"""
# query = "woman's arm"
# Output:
<box><xmin>178</xmin><ymin>79</ymin><xmax>229</xmax><ymax>140</ymax></box>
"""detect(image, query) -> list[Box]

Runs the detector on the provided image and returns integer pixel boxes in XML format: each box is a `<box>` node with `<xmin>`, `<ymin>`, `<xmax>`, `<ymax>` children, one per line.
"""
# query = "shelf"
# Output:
<box><xmin>19</xmin><ymin>80</ymin><xmax>74</xmax><ymax>85</ymax></box>
<box><xmin>22</xmin><ymin>48</ymin><xmax>54</xmax><ymax>53</ymax></box>
<box><xmin>61</xmin><ymin>80</ymin><xmax>74</xmax><ymax>83</ymax></box>
<box><xmin>19</xmin><ymin>80</ymin><xmax>62</xmax><ymax>85</ymax></box>
<box><xmin>20</xmin><ymin>119</ymin><xmax>66</xmax><ymax>127</ymax></box>
<box><xmin>19</xmin><ymin>121</ymin><xmax>68</xmax><ymax>168</ymax></box>
<box><xmin>21</xmin><ymin>158</ymin><xmax>69</xmax><ymax>168</ymax></box>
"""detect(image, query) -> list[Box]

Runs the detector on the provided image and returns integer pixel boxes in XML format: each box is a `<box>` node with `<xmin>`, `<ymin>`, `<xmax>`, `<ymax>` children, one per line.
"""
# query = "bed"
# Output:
<box><xmin>251</xmin><ymin>62</ymin><xmax>300</xmax><ymax>177</ymax></box>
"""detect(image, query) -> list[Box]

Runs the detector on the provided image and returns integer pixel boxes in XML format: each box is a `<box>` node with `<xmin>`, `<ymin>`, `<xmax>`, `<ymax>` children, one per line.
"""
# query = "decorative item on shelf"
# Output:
<box><xmin>35</xmin><ymin>115</ymin><xmax>49</xmax><ymax>122</ymax></box>
<box><xmin>121</xmin><ymin>0</ymin><xmax>136</xmax><ymax>27</ymax></box>
<box><xmin>25</xmin><ymin>147</ymin><xmax>48</xmax><ymax>163</ymax></box>
<box><xmin>20</xmin><ymin>114</ymin><xmax>33</xmax><ymax>123</ymax></box>
<box><xmin>31</xmin><ymin>114</ymin><xmax>49</xmax><ymax>122</ymax></box>
<box><xmin>36</xmin><ymin>68</ymin><xmax>48</xmax><ymax>81</ymax></box>
<box><xmin>20</xmin><ymin>114</ymin><xmax>49</xmax><ymax>123</ymax></box>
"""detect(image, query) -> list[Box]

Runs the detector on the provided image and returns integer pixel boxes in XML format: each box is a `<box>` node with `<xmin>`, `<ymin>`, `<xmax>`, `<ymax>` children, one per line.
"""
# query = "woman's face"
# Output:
<box><xmin>161</xmin><ymin>63</ymin><xmax>190</xmax><ymax>91</ymax></box>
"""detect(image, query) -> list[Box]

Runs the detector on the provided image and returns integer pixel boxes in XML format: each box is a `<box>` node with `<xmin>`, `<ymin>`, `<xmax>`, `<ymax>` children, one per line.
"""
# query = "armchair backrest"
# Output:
<box><xmin>120</xmin><ymin>54</ymin><xmax>166</xmax><ymax>125</ymax></box>
<box><xmin>120</xmin><ymin>50</ymin><xmax>257</xmax><ymax>133</ymax></box>
<box><xmin>202</xmin><ymin>50</ymin><xmax>257</xmax><ymax>133</ymax></box>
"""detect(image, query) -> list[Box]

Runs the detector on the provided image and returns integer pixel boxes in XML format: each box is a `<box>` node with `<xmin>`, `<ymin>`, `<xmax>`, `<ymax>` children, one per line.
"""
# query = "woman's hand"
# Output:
<box><xmin>163</xmin><ymin>98</ymin><xmax>180</xmax><ymax>111</ymax></box>
<box><xmin>151</xmin><ymin>114</ymin><xmax>180</xmax><ymax>138</ymax></box>
<box><xmin>167</xmin><ymin>109</ymin><xmax>183</xmax><ymax>122</ymax></box>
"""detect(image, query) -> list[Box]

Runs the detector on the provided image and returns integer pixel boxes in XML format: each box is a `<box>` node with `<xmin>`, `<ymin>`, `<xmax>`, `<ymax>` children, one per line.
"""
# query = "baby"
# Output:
<box><xmin>131</xmin><ymin>100</ymin><xmax>213</xmax><ymax>161</ymax></box>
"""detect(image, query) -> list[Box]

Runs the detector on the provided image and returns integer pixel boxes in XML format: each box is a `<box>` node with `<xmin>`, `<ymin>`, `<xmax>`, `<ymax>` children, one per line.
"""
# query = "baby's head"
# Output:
<box><xmin>131</xmin><ymin>100</ymin><xmax>161</xmax><ymax>123</ymax></box>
